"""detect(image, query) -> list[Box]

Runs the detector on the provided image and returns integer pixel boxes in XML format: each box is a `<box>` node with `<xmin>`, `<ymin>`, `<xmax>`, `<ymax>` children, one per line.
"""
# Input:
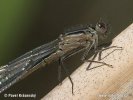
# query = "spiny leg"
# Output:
<box><xmin>98</xmin><ymin>49</ymin><xmax>102</xmax><ymax>61</ymax></box>
<box><xmin>86</xmin><ymin>59</ymin><xmax>113</xmax><ymax>70</ymax></box>
<box><xmin>81</xmin><ymin>41</ymin><xmax>95</xmax><ymax>61</ymax></box>
<box><xmin>97</xmin><ymin>46</ymin><xmax>123</xmax><ymax>60</ymax></box>
<box><xmin>59</xmin><ymin>57</ymin><xmax>74</xmax><ymax>95</ymax></box>
<box><xmin>58</xmin><ymin>59</ymin><xmax>62</xmax><ymax>85</ymax></box>
<box><xmin>87</xmin><ymin>65</ymin><xmax>103</xmax><ymax>70</ymax></box>
<box><xmin>57</xmin><ymin>47</ymin><xmax>88</xmax><ymax>94</ymax></box>
<box><xmin>86</xmin><ymin>46</ymin><xmax>122</xmax><ymax>70</ymax></box>
<box><xmin>86</xmin><ymin>51</ymin><xmax>98</xmax><ymax>70</ymax></box>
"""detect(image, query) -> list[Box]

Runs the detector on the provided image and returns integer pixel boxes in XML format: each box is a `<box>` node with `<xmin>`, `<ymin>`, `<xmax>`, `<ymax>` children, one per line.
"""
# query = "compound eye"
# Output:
<box><xmin>96</xmin><ymin>22</ymin><xmax>108</xmax><ymax>34</ymax></box>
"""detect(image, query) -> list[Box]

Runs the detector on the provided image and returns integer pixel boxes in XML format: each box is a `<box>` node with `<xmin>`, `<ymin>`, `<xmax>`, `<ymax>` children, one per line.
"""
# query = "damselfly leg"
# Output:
<box><xmin>97</xmin><ymin>46</ymin><xmax>123</xmax><ymax>60</ymax></box>
<box><xmin>86</xmin><ymin>46</ymin><xmax>123</xmax><ymax>70</ymax></box>
<box><xmin>58</xmin><ymin>59</ymin><xmax>62</xmax><ymax>85</ymax></box>
<box><xmin>81</xmin><ymin>41</ymin><xmax>95</xmax><ymax>61</ymax></box>
<box><xmin>58</xmin><ymin>57</ymin><xmax>74</xmax><ymax>95</ymax></box>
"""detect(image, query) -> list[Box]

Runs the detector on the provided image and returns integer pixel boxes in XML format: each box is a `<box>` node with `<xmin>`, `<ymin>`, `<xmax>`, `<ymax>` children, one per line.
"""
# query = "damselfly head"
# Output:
<box><xmin>95</xmin><ymin>18</ymin><xmax>110</xmax><ymax>39</ymax></box>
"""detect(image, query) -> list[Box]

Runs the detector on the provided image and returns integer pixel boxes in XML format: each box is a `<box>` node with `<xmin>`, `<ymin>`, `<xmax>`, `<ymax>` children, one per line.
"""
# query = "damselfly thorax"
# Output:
<box><xmin>44</xmin><ymin>30</ymin><xmax>96</xmax><ymax>64</ymax></box>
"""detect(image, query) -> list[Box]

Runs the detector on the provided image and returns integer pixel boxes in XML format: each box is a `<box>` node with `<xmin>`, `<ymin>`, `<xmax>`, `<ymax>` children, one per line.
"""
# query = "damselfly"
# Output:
<box><xmin>0</xmin><ymin>19</ymin><xmax>118</xmax><ymax>94</ymax></box>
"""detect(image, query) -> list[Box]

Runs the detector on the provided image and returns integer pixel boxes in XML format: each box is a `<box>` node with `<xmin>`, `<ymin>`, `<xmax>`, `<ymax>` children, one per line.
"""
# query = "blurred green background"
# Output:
<box><xmin>0</xmin><ymin>0</ymin><xmax>133</xmax><ymax>99</ymax></box>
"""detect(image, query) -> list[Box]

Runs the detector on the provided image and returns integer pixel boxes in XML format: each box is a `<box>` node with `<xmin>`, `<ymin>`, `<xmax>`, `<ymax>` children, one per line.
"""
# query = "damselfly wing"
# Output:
<box><xmin>0</xmin><ymin>39</ymin><xmax>59</xmax><ymax>93</ymax></box>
